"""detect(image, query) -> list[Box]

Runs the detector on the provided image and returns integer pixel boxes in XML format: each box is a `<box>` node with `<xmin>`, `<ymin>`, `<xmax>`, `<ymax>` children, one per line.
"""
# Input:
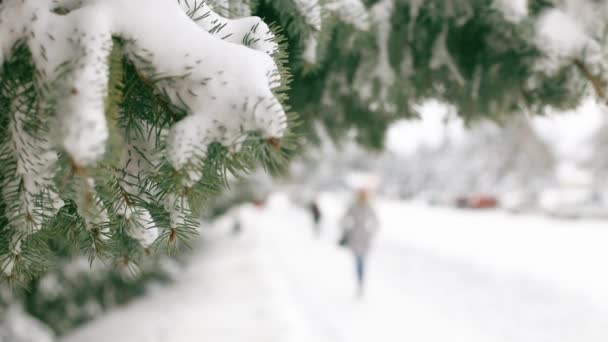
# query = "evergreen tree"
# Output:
<box><xmin>260</xmin><ymin>0</ymin><xmax>607</xmax><ymax>148</ymax></box>
<box><xmin>0</xmin><ymin>0</ymin><xmax>296</xmax><ymax>283</ymax></box>
<box><xmin>2</xmin><ymin>0</ymin><xmax>608</xmax><ymax>283</ymax></box>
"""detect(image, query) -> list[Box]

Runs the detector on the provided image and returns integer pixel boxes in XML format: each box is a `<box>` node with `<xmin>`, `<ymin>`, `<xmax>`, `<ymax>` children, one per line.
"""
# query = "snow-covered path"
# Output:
<box><xmin>256</xmin><ymin>193</ymin><xmax>608</xmax><ymax>342</ymax></box>
<box><xmin>63</xmin><ymin>193</ymin><xmax>608</xmax><ymax>342</ymax></box>
<box><xmin>62</xmin><ymin>215</ymin><xmax>321</xmax><ymax>342</ymax></box>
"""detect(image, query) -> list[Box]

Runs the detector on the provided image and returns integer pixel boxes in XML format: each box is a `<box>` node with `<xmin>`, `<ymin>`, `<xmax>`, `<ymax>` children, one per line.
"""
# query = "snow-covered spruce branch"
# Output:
<box><xmin>0</xmin><ymin>0</ymin><xmax>291</xmax><ymax>280</ymax></box>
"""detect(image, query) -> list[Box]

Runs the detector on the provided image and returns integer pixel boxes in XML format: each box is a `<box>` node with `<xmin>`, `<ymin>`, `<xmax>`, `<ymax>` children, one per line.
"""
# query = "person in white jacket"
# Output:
<box><xmin>340</xmin><ymin>189</ymin><xmax>379</xmax><ymax>296</ymax></box>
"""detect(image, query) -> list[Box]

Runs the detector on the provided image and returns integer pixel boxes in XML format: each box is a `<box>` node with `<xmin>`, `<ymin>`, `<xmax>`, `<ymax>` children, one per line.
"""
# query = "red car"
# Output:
<box><xmin>469</xmin><ymin>195</ymin><xmax>498</xmax><ymax>209</ymax></box>
<box><xmin>455</xmin><ymin>195</ymin><xmax>498</xmax><ymax>209</ymax></box>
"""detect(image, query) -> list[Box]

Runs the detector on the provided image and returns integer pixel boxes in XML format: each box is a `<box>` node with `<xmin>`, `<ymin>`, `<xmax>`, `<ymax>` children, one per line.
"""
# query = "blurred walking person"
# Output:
<box><xmin>308</xmin><ymin>200</ymin><xmax>322</xmax><ymax>237</ymax></box>
<box><xmin>340</xmin><ymin>189</ymin><xmax>379</xmax><ymax>297</ymax></box>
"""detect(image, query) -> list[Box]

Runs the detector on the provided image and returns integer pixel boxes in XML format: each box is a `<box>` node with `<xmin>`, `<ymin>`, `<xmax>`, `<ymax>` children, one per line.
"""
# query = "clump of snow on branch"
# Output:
<box><xmin>2</xmin><ymin>86</ymin><xmax>63</xmax><ymax>234</ymax></box>
<box><xmin>163</xmin><ymin>193</ymin><xmax>192</xmax><ymax>230</ymax></box>
<box><xmin>291</xmin><ymin>0</ymin><xmax>322</xmax><ymax>65</ymax></box>
<box><xmin>113</xmin><ymin>194</ymin><xmax>159</xmax><ymax>249</ymax></box>
<box><xmin>494</xmin><ymin>0</ymin><xmax>528</xmax><ymax>23</ymax></box>
<box><xmin>126</xmin><ymin>209</ymin><xmax>158</xmax><ymax>249</ymax></box>
<box><xmin>76</xmin><ymin>177</ymin><xmax>111</xmax><ymax>241</ymax></box>
<box><xmin>294</xmin><ymin>0</ymin><xmax>322</xmax><ymax>31</ymax></box>
<box><xmin>302</xmin><ymin>34</ymin><xmax>319</xmax><ymax>65</ymax></box>
<box><xmin>536</xmin><ymin>10</ymin><xmax>593</xmax><ymax>59</ymax></box>
<box><xmin>179</xmin><ymin>0</ymin><xmax>279</xmax><ymax>56</ymax></box>
<box><xmin>534</xmin><ymin>0</ymin><xmax>606</xmax><ymax>73</ymax></box>
<box><xmin>0</xmin><ymin>0</ymin><xmax>115</xmax><ymax>166</ymax></box>
<box><xmin>0</xmin><ymin>0</ymin><xmax>286</xmax><ymax>169</ymax></box>
<box><xmin>300</xmin><ymin>0</ymin><xmax>371</xmax><ymax>65</ymax></box>
<box><xmin>354</xmin><ymin>0</ymin><xmax>396</xmax><ymax>113</ymax></box>
<box><xmin>0</xmin><ymin>0</ymin><xmax>288</xmax><ymax>250</ymax></box>
<box><xmin>0</xmin><ymin>85</ymin><xmax>64</xmax><ymax>275</ymax></box>
<box><xmin>325</xmin><ymin>0</ymin><xmax>370</xmax><ymax>31</ymax></box>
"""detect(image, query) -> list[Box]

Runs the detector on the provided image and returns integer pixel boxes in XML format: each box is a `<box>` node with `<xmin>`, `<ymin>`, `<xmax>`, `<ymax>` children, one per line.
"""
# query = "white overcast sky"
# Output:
<box><xmin>386</xmin><ymin>98</ymin><xmax>604</xmax><ymax>164</ymax></box>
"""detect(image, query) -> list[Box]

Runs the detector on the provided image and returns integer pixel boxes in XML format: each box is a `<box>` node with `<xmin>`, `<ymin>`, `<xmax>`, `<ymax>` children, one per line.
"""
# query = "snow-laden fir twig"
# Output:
<box><xmin>0</xmin><ymin>0</ymin><xmax>291</xmax><ymax>279</ymax></box>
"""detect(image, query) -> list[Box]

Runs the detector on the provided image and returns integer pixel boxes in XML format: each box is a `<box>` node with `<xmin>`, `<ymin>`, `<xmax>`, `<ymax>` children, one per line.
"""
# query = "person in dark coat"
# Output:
<box><xmin>309</xmin><ymin>200</ymin><xmax>322</xmax><ymax>237</ymax></box>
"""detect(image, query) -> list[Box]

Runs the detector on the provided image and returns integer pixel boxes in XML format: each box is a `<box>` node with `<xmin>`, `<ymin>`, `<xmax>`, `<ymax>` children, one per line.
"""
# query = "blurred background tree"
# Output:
<box><xmin>257</xmin><ymin>0</ymin><xmax>606</xmax><ymax>148</ymax></box>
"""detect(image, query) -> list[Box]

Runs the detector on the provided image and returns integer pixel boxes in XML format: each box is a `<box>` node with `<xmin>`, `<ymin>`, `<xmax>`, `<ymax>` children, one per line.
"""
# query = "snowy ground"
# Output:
<box><xmin>63</xmin><ymin>192</ymin><xmax>608</xmax><ymax>342</ymax></box>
